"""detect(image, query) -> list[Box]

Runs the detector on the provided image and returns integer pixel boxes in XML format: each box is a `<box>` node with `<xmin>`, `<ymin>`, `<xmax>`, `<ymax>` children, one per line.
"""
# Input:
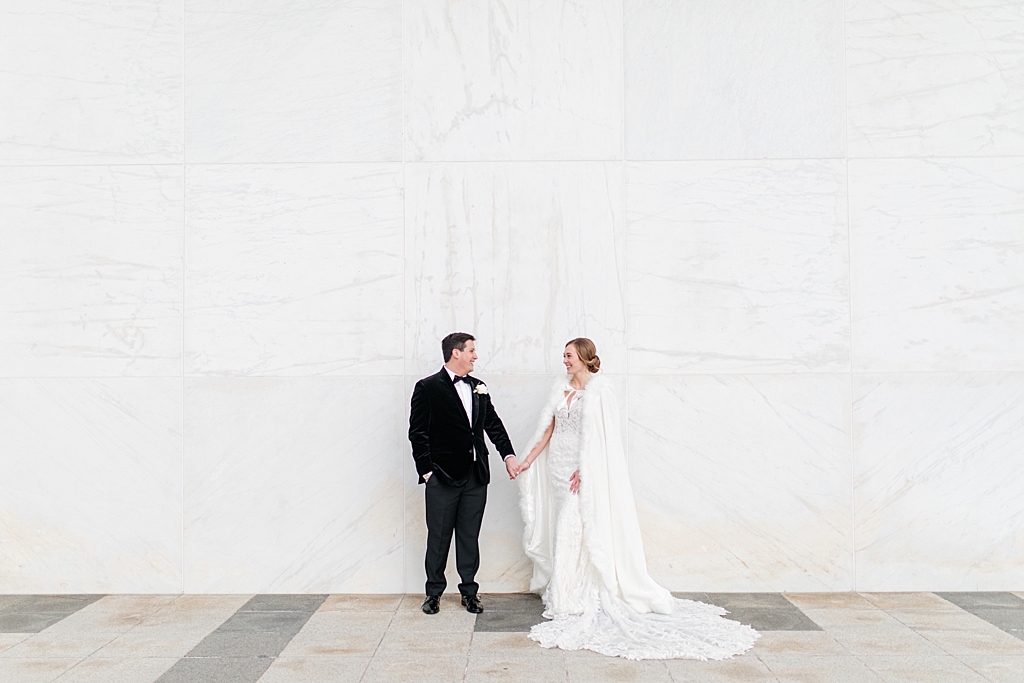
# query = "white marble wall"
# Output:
<box><xmin>2</xmin><ymin>0</ymin><xmax>1021</xmax><ymax>593</ymax></box>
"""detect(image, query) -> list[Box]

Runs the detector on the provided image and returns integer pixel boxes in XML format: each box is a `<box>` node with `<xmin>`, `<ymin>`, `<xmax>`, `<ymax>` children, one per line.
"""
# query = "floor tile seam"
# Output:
<box><xmin>917</xmin><ymin>610</ymin><xmax>1024</xmax><ymax>647</ymax></box>
<box><xmin>955</xmin><ymin>609</ymin><xmax>1024</xmax><ymax>636</ymax></box>
<box><xmin>359</xmin><ymin>606</ymin><xmax>398</xmax><ymax>679</ymax></box>
<box><xmin>751</xmin><ymin>653</ymin><xmax>784</xmax><ymax>683</ymax></box>
<box><xmin>40</xmin><ymin>650</ymin><xmax>93</xmax><ymax>683</ymax></box>
<box><xmin>957</xmin><ymin>658</ymin><xmax>1005</xmax><ymax>683</ymax></box>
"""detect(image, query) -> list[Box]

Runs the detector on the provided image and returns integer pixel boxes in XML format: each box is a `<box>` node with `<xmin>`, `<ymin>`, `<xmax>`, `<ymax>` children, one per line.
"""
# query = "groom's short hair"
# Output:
<box><xmin>442</xmin><ymin>332</ymin><xmax>475</xmax><ymax>362</ymax></box>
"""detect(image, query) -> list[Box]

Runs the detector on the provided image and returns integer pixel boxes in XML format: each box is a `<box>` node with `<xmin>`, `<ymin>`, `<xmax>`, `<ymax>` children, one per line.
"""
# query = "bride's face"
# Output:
<box><xmin>563</xmin><ymin>345</ymin><xmax>585</xmax><ymax>375</ymax></box>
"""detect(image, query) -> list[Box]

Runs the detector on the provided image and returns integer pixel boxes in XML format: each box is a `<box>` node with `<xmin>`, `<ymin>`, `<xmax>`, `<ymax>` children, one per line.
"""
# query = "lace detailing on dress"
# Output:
<box><xmin>543</xmin><ymin>388</ymin><xmax>594</xmax><ymax>618</ymax></box>
<box><xmin>530</xmin><ymin>386</ymin><xmax>758</xmax><ymax>661</ymax></box>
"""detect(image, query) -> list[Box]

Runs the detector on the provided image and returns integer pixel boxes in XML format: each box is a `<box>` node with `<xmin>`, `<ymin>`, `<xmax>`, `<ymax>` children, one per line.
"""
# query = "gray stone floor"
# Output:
<box><xmin>1</xmin><ymin>592</ymin><xmax>1023</xmax><ymax>682</ymax></box>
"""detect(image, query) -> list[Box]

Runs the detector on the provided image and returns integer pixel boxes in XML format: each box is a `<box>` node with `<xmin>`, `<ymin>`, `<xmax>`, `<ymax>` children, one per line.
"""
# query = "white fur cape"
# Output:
<box><xmin>518</xmin><ymin>375</ymin><xmax>674</xmax><ymax>615</ymax></box>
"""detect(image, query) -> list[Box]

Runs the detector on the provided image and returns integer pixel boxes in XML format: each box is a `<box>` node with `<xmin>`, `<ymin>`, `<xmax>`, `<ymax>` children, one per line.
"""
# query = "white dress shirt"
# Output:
<box><xmin>445</xmin><ymin>366</ymin><xmax>473</xmax><ymax>426</ymax></box>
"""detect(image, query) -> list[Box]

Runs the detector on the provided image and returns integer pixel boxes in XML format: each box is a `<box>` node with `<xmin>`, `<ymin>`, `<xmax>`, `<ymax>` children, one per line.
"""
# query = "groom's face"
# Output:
<box><xmin>450</xmin><ymin>340</ymin><xmax>477</xmax><ymax>375</ymax></box>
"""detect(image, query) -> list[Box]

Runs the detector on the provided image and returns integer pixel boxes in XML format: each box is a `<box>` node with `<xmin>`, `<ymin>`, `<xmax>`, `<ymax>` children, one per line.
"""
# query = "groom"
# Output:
<box><xmin>409</xmin><ymin>332</ymin><xmax>521</xmax><ymax>615</ymax></box>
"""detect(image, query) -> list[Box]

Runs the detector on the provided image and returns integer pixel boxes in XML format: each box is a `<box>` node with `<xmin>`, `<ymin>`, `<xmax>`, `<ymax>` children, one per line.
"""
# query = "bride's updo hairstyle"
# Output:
<box><xmin>567</xmin><ymin>337</ymin><xmax>601</xmax><ymax>373</ymax></box>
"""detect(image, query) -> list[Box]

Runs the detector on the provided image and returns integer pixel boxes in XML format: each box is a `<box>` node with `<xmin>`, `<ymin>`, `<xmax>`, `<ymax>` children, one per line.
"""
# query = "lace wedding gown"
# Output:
<box><xmin>528</xmin><ymin>386</ymin><xmax>759</xmax><ymax>660</ymax></box>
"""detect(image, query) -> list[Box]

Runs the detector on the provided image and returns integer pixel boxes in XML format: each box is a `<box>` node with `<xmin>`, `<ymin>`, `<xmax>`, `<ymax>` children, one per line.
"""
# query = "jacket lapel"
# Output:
<box><xmin>439</xmin><ymin>368</ymin><xmax>471</xmax><ymax>425</ymax></box>
<box><xmin>470</xmin><ymin>379</ymin><xmax>480</xmax><ymax>429</ymax></box>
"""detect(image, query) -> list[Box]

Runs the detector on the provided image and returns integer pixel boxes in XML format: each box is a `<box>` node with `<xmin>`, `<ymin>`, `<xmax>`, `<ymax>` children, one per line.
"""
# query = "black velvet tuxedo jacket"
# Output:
<box><xmin>409</xmin><ymin>368</ymin><xmax>515</xmax><ymax>486</ymax></box>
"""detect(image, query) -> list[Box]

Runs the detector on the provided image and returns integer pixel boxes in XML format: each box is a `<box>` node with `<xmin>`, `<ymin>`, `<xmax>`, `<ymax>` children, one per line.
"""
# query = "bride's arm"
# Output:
<box><xmin>521</xmin><ymin>418</ymin><xmax>554</xmax><ymax>469</ymax></box>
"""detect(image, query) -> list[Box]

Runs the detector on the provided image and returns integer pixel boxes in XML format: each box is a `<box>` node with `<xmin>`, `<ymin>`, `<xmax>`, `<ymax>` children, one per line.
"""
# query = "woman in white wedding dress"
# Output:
<box><xmin>514</xmin><ymin>338</ymin><xmax>758</xmax><ymax>661</ymax></box>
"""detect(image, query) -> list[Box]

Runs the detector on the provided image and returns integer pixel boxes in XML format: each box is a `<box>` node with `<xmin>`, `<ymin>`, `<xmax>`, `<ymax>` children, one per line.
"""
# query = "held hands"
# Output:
<box><xmin>569</xmin><ymin>469</ymin><xmax>580</xmax><ymax>495</ymax></box>
<box><xmin>505</xmin><ymin>455</ymin><xmax>523</xmax><ymax>480</ymax></box>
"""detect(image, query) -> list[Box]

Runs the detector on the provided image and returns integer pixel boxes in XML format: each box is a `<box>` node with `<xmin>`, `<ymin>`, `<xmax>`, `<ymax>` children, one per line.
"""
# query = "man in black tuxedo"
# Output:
<box><xmin>409</xmin><ymin>332</ymin><xmax>520</xmax><ymax>615</ymax></box>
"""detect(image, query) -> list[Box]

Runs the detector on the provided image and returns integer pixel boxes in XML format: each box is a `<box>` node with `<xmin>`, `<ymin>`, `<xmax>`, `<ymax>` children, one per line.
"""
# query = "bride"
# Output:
<box><xmin>513</xmin><ymin>338</ymin><xmax>758</xmax><ymax>660</ymax></box>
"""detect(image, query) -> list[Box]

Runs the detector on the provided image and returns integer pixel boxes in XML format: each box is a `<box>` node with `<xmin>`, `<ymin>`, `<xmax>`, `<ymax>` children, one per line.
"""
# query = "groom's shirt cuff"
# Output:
<box><xmin>502</xmin><ymin>453</ymin><xmax>515</xmax><ymax>461</ymax></box>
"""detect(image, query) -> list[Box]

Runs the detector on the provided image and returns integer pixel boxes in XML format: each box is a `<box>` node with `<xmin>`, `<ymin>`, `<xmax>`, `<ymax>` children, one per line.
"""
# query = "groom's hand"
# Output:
<box><xmin>423</xmin><ymin>471</ymin><xmax>432</xmax><ymax>483</ymax></box>
<box><xmin>504</xmin><ymin>456</ymin><xmax>521</xmax><ymax>480</ymax></box>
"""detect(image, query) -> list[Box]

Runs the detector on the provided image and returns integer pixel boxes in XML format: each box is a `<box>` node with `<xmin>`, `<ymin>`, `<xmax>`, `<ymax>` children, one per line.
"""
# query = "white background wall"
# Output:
<box><xmin>1</xmin><ymin>0</ymin><xmax>1022</xmax><ymax>594</ymax></box>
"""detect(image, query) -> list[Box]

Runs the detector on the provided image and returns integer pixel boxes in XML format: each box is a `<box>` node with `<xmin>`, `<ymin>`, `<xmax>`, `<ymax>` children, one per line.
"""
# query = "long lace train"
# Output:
<box><xmin>529</xmin><ymin>592</ymin><xmax>759</xmax><ymax>661</ymax></box>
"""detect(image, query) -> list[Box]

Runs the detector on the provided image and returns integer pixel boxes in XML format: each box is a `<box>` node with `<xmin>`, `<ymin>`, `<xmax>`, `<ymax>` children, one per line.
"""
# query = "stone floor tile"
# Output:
<box><xmin>887</xmin><ymin>609</ymin><xmax>992</xmax><ymax>632</ymax></box>
<box><xmin>320</xmin><ymin>594</ymin><xmax>403</xmax><ymax>611</ymax></box>
<box><xmin>362</xmin><ymin>653</ymin><xmax>469</xmax><ymax>683</ymax></box>
<box><xmin>750</xmin><ymin>630</ymin><xmax>848</xmax><ymax>655</ymax></box>
<box><xmin>238</xmin><ymin>594</ymin><xmax>328</xmax><ymax>613</ymax></box>
<box><xmin>0</xmin><ymin>657</ymin><xmax>79</xmax><ymax>683</ymax></box>
<box><xmin>40</xmin><ymin>597</ymin><xmax>174</xmax><ymax>636</ymax></box>
<box><xmin>465</xmin><ymin>649</ymin><xmax>565</xmax><ymax>683</ymax></box>
<box><xmin>937</xmin><ymin>593</ymin><xmax>1024</xmax><ymax>610</ymax></box>
<box><xmin>704</xmin><ymin>593</ymin><xmax>798</xmax><ymax>610</ymax></box>
<box><xmin>477</xmin><ymin>593</ymin><xmax>544</xmax><ymax>612</ymax></box>
<box><xmin>957</xmin><ymin>655</ymin><xmax>1024</xmax><ymax>683</ymax></box>
<box><xmin>0</xmin><ymin>632</ymin><xmax>30</xmax><ymax>653</ymax></box>
<box><xmin>722</xmin><ymin>607</ymin><xmax>821</xmax><ymax>632</ymax></box>
<box><xmin>390</xmin><ymin>608</ymin><xmax>477</xmax><ymax>632</ymax></box>
<box><xmin>185</xmin><ymin>630</ymin><xmax>296</xmax><ymax>658</ymax></box>
<box><xmin>566</xmin><ymin>654</ymin><xmax>673</xmax><ymax>682</ymax></box>
<box><xmin>155</xmin><ymin>656</ymin><xmax>273</xmax><ymax>683</ymax></box>
<box><xmin>55</xmin><ymin>656</ymin><xmax>177</xmax><ymax>683</ymax></box>
<box><xmin>258</xmin><ymin>655</ymin><xmax>371</xmax><ymax>683</ymax></box>
<box><xmin>917</xmin><ymin>628</ymin><xmax>1024</xmax><ymax>655</ymax></box>
<box><xmin>0</xmin><ymin>630</ymin><xmax>118</xmax><ymax>659</ymax></box>
<box><xmin>827</xmin><ymin>626</ymin><xmax>947</xmax><ymax>656</ymax></box>
<box><xmin>784</xmin><ymin>593</ymin><xmax>877</xmax><ymax>610</ymax></box>
<box><xmin>861</xmin><ymin>593</ymin><xmax>961</xmax><ymax>611</ymax></box>
<box><xmin>216</xmin><ymin>610</ymin><xmax>311</xmax><ymax>633</ymax></box>
<box><xmin>671</xmin><ymin>592</ymin><xmax>711</xmax><ymax>603</ymax></box>
<box><xmin>760</xmin><ymin>654</ymin><xmax>885</xmax><ymax>682</ymax></box>
<box><xmin>0</xmin><ymin>596</ymin><xmax>28</xmax><ymax>612</ymax></box>
<box><xmin>664</xmin><ymin>654</ymin><xmax>778</xmax><ymax>682</ymax></box>
<box><xmin>91</xmin><ymin>620</ymin><xmax>226</xmax><ymax>659</ymax></box>
<box><xmin>1014</xmin><ymin>592</ymin><xmax>1024</xmax><ymax>601</ymax></box>
<box><xmin>970</xmin><ymin>607</ymin><xmax>1024</xmax><ymax>631</ymax></box>
<box><xmin>10</xmin><ymin>596</ymin><xmax>102</xmax><ymax>614</ymax></box>
<box><xmin>802</xmin><ymin>608</ymin><xmax>903</xmax><ymax>630</ymax></box>
<box><xmin>474</xmin><ymin>609</ymin><xmax>545</xmax><ymax>633</ymax></box>
<box><xmin>155</xmin><ymin>595</ymin><xmax>252</xmax><ymax>615</ymax></box>
<box><xmin>279</xmin><ymin>611</ymin><xmax>391</xmax><ymax>656</ymax></box>
<box><xmin>0</xmin><ymin>612</ymin><xmax>68</xmax><ymax>633</ymax></box>
<box><xmin>377</xmin><ymin>628</ymin><xmax>473</xmax><ymax>657</ymax></box>
<box><xmin>857</xmin><ymin>655</ymin><xmax>988</xmax><ymax>683</ymax></box>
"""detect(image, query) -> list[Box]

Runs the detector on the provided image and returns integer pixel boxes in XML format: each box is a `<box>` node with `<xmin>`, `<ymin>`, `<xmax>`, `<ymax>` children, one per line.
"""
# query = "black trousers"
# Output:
<box><xmin>424</xmin><ymin>472</ymin><xmax>487</xmax><ymax>598</ymax></box>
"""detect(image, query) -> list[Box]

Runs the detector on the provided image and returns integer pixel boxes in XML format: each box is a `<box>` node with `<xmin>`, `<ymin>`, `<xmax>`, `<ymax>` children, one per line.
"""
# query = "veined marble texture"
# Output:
<box><xmin>624</xmin><ymin>0</ymin><xmax>845</xmax><ymax>160</ymax></box>
<box><xmin>404</xmin><ymin>0</ymin><xmax>622</xmax><ymax>161</ymax></box>
<box><xmin>185</xmin><ymin>164</ymin><xmax>404</xmax><ymax>376</ymax></box>
<box><xmin>629</xmin><ymin>374</ymin><xmax>854</xmax><ymax>592</ymax></box>
<box><xmin>185</xmin><ymin>0</ymin><xmax>402</xmax><ymax>163</ymax></box>
<box><xmin>627</xmin><ymin>160</ymin><xmax>850</xmax><ymax>374</ymax></box>
<box><xmin>0</xmin><ymin>166</ymin><xmax>184</xmax><ymax>377</ymax></box>
<box><xmin>847</xmin><ymin>0</ymin><xmax>1024</xmax><ymax>158</ymax></box>
<box><xmin>402</xmin><ymin>373</ymin><xmax>629</xmax><ymax>593</ymax></box>
<box><xmin>850</xmin><ymin>158</ymin><xmax>1024</xmax><ymax>372</ymax></box>
<box><xmin>405</xmin><ymin>162</ymin><xmax>626</xmax><ymax>377</ymax></box>
<box><xmin>0</xmin><ymin>379</ymin><xmax>183</xmax><ymax>593</ymax></box>
<box><xmin>184</xmin><ymin>377</ymin><xmax>405</xmax><ymax>593</ymax></box>
<box><xmin>0</xmin><ymin>0</ymin><xmax>183</xmax><ymax>164</ymax></box>
<box><xmin>854</xmin><ymin>373</ymin><xmax>1024</xmax><ymax>590</ymax></box>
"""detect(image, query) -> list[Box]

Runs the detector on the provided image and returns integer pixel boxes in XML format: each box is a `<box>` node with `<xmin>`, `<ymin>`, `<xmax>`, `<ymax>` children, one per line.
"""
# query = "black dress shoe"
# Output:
<box><xmin>422</xmin><ymin>595</ymin><xmax>440</xmax><ymax>615</ymax></box>
<box><xmin>462</xmin><ymin>595</ymin><xmax>483</xmax><ymax>614</ymax></box>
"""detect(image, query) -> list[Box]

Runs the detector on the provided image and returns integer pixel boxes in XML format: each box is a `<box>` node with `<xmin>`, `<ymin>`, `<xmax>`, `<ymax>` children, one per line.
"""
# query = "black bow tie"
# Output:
<box><xmin>454</xmin><ymin>375</ymin><xmax>471</xmax><ymax>385</ymax></box>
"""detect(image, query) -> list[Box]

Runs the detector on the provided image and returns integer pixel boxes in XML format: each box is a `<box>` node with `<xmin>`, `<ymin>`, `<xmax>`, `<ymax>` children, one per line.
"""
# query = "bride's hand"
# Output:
<box><xmin>569</xmin><ymin>469</ymin><xmax>580</xmax><ymax>495</ymax></box>
<box><xmin>518</xmin><ymin>459</ymin><xmax>531</xmax><ymax>475</ymax></box>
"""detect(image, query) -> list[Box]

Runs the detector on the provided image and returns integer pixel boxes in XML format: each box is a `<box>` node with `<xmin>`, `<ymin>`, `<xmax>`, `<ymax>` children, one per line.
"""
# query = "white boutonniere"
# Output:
<box><xmin>474</xmin><ymin>383</ymin><xmax>488</xmax><ymax>395</ymax></box>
